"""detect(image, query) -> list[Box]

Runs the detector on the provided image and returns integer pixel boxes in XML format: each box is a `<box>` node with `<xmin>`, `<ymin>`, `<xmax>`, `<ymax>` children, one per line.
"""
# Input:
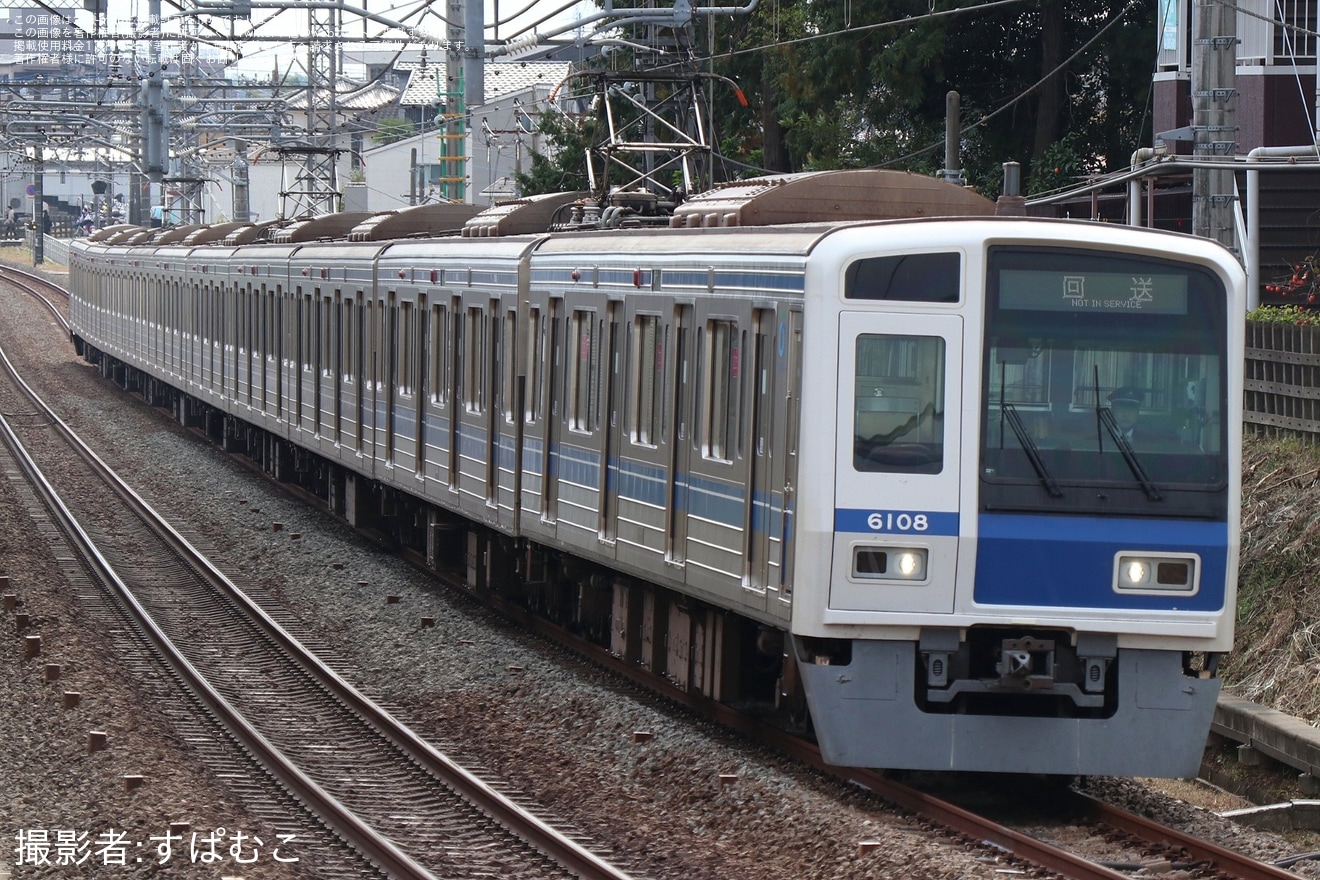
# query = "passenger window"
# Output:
<box><xmin>568</xmin><ymin>309</ymin><xmax>600</xmax><ymax>433</ymax></box>
<box><xmin>464</xmin><ymin>306</ymin><xmax>485</xmax><ymax>413</ymax></box>
<box><xmin>429</xmin><ymin>303</ymin><xmax>446</xmax><ymax>404</ymax></box>
<box><xmin>525</xmin><ymin>306</ymin><xmax>543</xmax><ymax>423</ymax></box>
<box><xmin>398</xmin><ymin>300</ymin><xmax>414</xmax><ymax>396</ymax></box>
<box><xmin>632</xmin><ymin>313</ymin><xmax>663</xmax><ymax>446</ymax></box>
<box><xmin>704</xmin><ymin>319</ymin><xmax>742</xmax><ymax>462</ymax></box>
<box><xmin>854</xmin><ymin>335</ymin><xmax>945</xmax><ymax>473</ymax></box>
<box><xmin>502</xmin><ymin>309</ymin><xmax>517</xmax><ymax>424</ymax></box>
<box><xmin>845</xmin><ymin>253</ymin><xmax>960</xmax><ymax>302</ymax></box>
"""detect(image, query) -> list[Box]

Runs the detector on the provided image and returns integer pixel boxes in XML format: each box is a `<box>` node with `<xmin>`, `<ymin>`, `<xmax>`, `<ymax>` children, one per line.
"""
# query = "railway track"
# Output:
<box><xmin>0</xmin><ymin>266</ymin><xmax>639</xmax><ymax>880</ymax></box>
<box><xmin>473</xmin><ymin>590</ymin><xmax>1313</xmax><ymax>880</ymax></box>
<box><xmin>0</xmin><ymin>263</ymin><xmax>70</xmax><ymax>322</ymax></box>
<box><xmin>0</xmin><ymin>261</ymin><xmax>1310</xmax><ymax>879</ymax></box>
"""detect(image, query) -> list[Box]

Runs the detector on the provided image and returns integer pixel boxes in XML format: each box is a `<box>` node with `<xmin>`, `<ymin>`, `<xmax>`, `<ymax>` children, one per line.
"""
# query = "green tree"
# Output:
<box><xmin>371</xmin><ymin>116</ymin><xmax>416</xmax><ymax>146</ymax></box>
<box><xmin>703</xmin><ymin>0</ymin><xmax>1153</xmax><ymax>193</ymax></box>
<box><xmin>514</xmin><ymin>109</ymin><xmax>594</xmax><ymax>196</ymax></box>
<box><xmin>516</xmin><ymin>0</ymin><xmax>1152</xmax><ymax>199</ymax></box>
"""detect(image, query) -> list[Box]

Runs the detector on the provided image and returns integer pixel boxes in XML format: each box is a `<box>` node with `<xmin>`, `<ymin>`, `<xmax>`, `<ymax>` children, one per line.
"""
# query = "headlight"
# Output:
<box><xmin>1114</xmin><ymin>553</ymin><xmax>1198</xmax><ymax>594</ymax></box>
<box><xmin>853</xmin><ymin>546</ymin><xmax>928</xmax><ymax>581</ymax></box>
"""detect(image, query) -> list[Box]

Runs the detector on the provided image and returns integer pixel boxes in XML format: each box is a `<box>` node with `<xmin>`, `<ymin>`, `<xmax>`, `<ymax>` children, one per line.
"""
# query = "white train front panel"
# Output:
<box><xmin>792</xmin><ymin>221</ymin><xmax>1244</xmax><ymax>775</ymax></box>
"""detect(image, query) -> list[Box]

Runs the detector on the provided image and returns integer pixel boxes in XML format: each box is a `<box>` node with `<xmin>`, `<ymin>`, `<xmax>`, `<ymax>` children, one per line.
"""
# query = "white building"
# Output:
<box><xmin>359</xmin><ymin>72</ymin><xmax>566</xmax><ymax>212</ymax></box>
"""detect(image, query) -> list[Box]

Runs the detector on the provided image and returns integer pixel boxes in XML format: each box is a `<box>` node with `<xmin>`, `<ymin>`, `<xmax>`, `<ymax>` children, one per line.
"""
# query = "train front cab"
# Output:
<box><xmin>790</xmin><ymin>221</ymin><xmax>1244</xmax><ymax>778</ymax></box>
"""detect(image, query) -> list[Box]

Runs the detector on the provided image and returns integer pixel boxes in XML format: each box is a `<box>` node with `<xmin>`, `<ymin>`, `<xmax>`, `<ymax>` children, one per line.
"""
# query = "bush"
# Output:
<box><xmin>1247</xmin><ymin>304</ymin><xmax>1320</xmax><ymax>326</ymax></box>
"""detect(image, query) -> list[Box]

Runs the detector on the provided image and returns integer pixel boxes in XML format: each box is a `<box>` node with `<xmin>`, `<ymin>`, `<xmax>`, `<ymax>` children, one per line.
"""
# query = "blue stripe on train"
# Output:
<box><xmin>974</xmin><ymin>513</ymin><xmax>1228</xmax><ymax>611</ymax></box>
<box><xmin>834</xmin><ymin>509</ymin><xmax>959</xmax><ymax>536</ymax></box>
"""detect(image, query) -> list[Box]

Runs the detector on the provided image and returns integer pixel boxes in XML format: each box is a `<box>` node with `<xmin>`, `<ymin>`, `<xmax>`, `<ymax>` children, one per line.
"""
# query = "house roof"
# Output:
<box><xmin>399</xmin><ymin>59</ymin><xmax>570</xmax><ymax>107</ymax></box>
<box><xmin>281</xmin><ymin>76</ymin><xmax>403</xmax><ymax>112</ymax></box>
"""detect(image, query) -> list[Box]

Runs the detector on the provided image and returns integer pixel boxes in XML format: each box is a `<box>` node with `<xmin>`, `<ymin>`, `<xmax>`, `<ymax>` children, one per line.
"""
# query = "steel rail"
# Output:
<box><xmin>1078</xmin><ymin>792</ymin><xmax>1303</xmax><ymax>880</ymax></box>
<box><xmin>0</xmin><ymin>331</ymin><xmax>441</xmax><ymax>880</ymax></box>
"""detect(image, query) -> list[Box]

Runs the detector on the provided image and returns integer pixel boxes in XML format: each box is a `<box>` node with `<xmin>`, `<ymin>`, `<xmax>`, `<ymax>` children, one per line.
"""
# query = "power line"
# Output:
<box><xmin>703</xmin><ymin>0</ymin><xmax>1036</xmax><ymax>63</ymax></box>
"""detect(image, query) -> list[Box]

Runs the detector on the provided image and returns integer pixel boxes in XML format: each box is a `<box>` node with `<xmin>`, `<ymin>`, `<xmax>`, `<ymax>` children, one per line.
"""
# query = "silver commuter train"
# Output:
<box><xmin>67</xmin><ymin>170</ymin><xmax>1245</xmax><ymax>776</ymax></box>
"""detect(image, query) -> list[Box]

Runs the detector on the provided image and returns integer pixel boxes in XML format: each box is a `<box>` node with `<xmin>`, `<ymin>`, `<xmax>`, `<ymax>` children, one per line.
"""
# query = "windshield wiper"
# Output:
<box><xmin>1096</xmin><ymin>406</ymin><xmax>1164</xmax><ymax>501</ymax></box>
<box><xmin>1001</xmin><ymin>403</ymin><xmax>1063</xmax><ymax>498</ymax></box>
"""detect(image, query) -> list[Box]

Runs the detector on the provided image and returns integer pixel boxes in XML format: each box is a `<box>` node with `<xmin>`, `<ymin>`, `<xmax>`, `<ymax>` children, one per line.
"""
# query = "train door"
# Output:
<box><xmin>136</xmin><ymin>275</ymin><xmax>145</xmax><ymax>362</ymax></box>
<box><xmin>743</xmin><ymin>308</ymin><xmax>776</xmax><ymax>601</ymax></box>
<box><xmin>259</xmin><ymin>284</ymin><xmax>269</xmax><ymax>410</ymax></box>
<box><xmin>520</xmin><ymin>302</ymin><xmax>547</xmax><ymax>525</ymax></box>
<box><xmin>212</xmin><ymin>281</ymin><xmax>223</xmax><ymax>392</ymax></box>
<box><xmin>832</xmin><ymin>313</ymin><xmax>962</xmax><ymax>614</ymax></box>
<box><xmin>347</xmin><ymin>293</ymin><xmax>365</xmax><ymax>453</ymax></box>
<box><xmin>159</xmin><ymin>278</ymin><xmax>168</xmax><ymax>376</ymax></box>
<box><xmin>423</xmin><ymin>298</ymin><xmax>450</xmax><ymax>488</ymax></box>
<box><xmin>493</xmin><ymin>298</ymin><xmax>522</xmax><ymax>522</ymax></box>
<box><xmin>557</xmin><ymin>298</ymin><xmax>607</xmax><ymax>547</ymax></box>
<box><xmin>299</xmin><ymin>289</ymin><xmax>313</xmax><ymax>431</ymax></box>
<box><xmin>289</xmin><ymin>287</ymin><xmax>299</xmax><ymax>419</ymax></box>
<box><xmin>319</xmin><ymin>291</ymin><xmax>336</xmax><ymax>439</ymax></box>
<box><xmin>332</xmin><ymin>292</ymin><xmax>345</xmax><ymax>443</ymax></box>
<box><xmin>188</xmin><ymin>279</ymin><xmax>200</xmax><ymax>388</ymax></box>
<box><xmin>778</xmin><ymin>308</ymin><xmax>803</xmax><ymax>607</ymax></box>
<box><xmin>599</xmin><ymin>302</ymin><xmax>622</xmax><ymax>541</ymax></box>
<box><xmin>415</xmin><ymin>293</ymin><xmax>429</xmax><ymax>475</ymax></box>
<box><xmin>201</xmin><ymin>280</ymin><xmax>210</xmax><ymax>390</ymax></box>
<box><xmin>447</xmin><ymin>294</ymin><xmax>463</xmax><ymax>491</ymax></box>
<box><xmin>385</xmin><ymin>291</ymin><xmax>398</xmax><ymax>463</ymax></box>
<box><xmin>282</xmin><ymin>287</ymin><xmax>296</xmax><ymax>420</ymax></box>
<box><xmin>542</xmin><ymin>296</ymin><xmax>563</xmax><ymax>522</ymax></box>
<box><xmin>613</xmin><ymin>300</ymin><xmax>669</xmax><ymax>573</ymax></box>
<box><xmin>233</xmin><ymin>284</ymin><xmax>246</xmax><ymax>404</ymax></box>
<box><xmin>217</xmin><ymin>280</ymin><xmax>228</xmax><ymax>396</ymax></box>
<box><xmin>486</xmin><ymin>304</ymin><xmax>501</xmax><ymax>507</ymax></box>
<box><xmin>197</xmin><ymin>281</ymin><xmax>208</xmax><ymax>389</ymax></box>
<box><xmin>272</xmin><ymin>285</ymin><xmax>284</xmax><ymax>419</ymax></box>
<box><xmin>665</xmin><ymin>304</ymin><xmax>693</xmax><ymax>564</ymax></box>
<box><xmin>366</xmin><ymin>295</ymin><xmax>383</xmax><ymax>462</ymax></box>
<box><xmin>171</xmin><ymin>279</ymin><xmax>181</xmax><ymax>380</ymax></box>
<box><xmin>242</xmin><ymin>284</ymin><xmax>254</xmax><ymax>406</ymax></box>
<box><xmin>392</xmin><ymin>294</ymin><xmax>420</xmax><ymax>469</ymax></box>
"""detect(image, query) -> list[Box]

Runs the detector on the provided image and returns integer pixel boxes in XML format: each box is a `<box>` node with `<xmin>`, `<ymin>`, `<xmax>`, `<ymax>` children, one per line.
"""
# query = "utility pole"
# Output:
<box><xmin>440</xmin><ymin>0</ymin><xmax>484</xmax><ymax>202</ymax></box>
<box><xmin>1191</xmin><ymin>0</ymin><xmax>1238</xmax><ymax>250</ymax></box>
<box><xmin>280</xmin><ymin>3</ymin><xmax>341</xmax><ymax>217</ymax></box>
<box><xmin>232</xmin><ymin>141</ymin><xmax>250</xmax><ymax>222</ymax></box>
<box><xmin>32</xmin><ymin>142</ymin><xmax>43</xmax><ymax>266</ymax></box>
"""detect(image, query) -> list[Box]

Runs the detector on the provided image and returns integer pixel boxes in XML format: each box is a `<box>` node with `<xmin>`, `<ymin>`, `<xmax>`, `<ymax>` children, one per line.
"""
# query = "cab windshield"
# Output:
<box><xmin>979</xmin><ymin>246</ymin><xmax>1229</xmax><ymax>519</ymax></box>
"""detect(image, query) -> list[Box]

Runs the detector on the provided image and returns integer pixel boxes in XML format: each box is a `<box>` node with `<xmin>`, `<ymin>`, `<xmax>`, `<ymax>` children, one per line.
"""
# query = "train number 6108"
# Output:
<box><xmin>866</xmin><ymin>512</ymin><xmax>929</xmax><ymax>532</ymax></box>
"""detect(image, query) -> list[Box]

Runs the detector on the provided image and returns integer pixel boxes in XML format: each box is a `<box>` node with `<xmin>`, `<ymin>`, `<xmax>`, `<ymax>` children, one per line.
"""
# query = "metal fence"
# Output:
<box><xmin>41</xmin><ymin>234</ymin><xmax>69</xmax><ymax>267</ymax></box>
<box><xmin>1245</xmin><ymin>321</ymin><xmax>1320</xmax><ymax>441</ymax></box>
<box><xmin>9</xmin><ymin>233</ymin><xmax>71</xmax><ymax>268</ymax></box>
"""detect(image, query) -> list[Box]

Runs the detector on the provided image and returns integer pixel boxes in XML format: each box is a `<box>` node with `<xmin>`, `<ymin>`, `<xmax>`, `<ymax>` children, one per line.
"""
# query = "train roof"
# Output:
<box><xmin>531</xmin><ymin>223</ymin><xmax>838</xmax><ymax>258</ymax></box>
<box><xmin>667</xmin><ymin>169</ymin><xmax>994</xmax><ymax>228</ymax></box>
<box><xmin>378</xmin><ymin>233</ymin><xmax>546</xmax><ymax>260</ymax></box>
<box><xmin>345</xmin><ymin>202</ymin><xmax>484</xmax><ymax>241</ymax></box>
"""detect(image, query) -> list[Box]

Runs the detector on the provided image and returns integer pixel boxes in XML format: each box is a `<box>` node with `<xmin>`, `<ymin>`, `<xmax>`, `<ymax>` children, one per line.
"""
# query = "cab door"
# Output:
<box><xmin>831</xmin><ymin>312</ymin><xmax>962</xmax><ymax>614</ymax></box>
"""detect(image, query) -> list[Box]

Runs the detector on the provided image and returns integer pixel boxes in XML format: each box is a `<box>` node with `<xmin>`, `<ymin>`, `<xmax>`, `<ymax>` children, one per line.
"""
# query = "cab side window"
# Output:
<box><xmin>854</xmin><ymin>334</ymin><xmax>945</xmax><ymax>474</ymax></box>
<box><xmin>846</xmin><ymin>253</ymin><xmax>960</xmax><ymax>302</ymax></box>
